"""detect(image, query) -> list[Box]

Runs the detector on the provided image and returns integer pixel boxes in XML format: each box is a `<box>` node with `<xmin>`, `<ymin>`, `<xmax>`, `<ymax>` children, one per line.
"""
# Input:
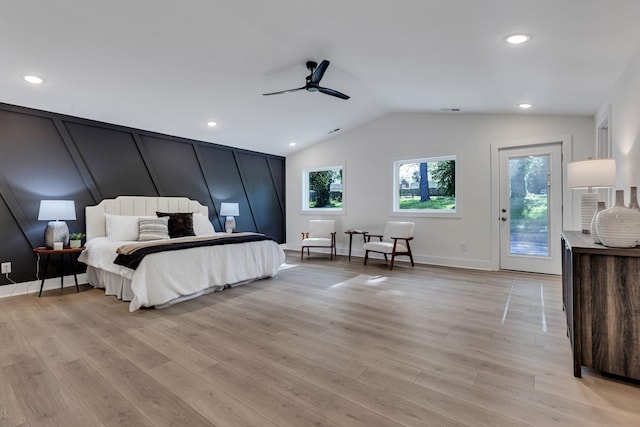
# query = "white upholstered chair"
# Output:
<box><xmin>363</xmin><ymin>221</ymin><xmax>415</xmax><ymax>270</ymax></box>
<box><xmin>301</xmin><ymin>220</ymin><xmax>336</xmax><ymax>260</ymax></box>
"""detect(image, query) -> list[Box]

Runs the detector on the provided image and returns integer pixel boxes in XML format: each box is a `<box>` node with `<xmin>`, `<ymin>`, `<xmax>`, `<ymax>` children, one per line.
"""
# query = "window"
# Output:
<box><xmin>302</xmin><ymin>166</ymin><xmax>343</xmax><ymax>212</ymax></box>
<box><xmin>393</xmin><ymin>155</ymin><xmax>457</xmax><ymax>215</ymax></box>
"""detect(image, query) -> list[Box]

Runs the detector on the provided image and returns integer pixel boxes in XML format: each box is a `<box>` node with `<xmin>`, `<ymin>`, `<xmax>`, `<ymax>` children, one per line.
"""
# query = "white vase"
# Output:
<box><xmin>591</xmin><ymin>201</ymin><xmax>606</xmax><ymax>244</ymax></box>
<box><xmin>595</xmin><ymin>190</ymin><xmax>640</xmax><ymax>248</ymax></box>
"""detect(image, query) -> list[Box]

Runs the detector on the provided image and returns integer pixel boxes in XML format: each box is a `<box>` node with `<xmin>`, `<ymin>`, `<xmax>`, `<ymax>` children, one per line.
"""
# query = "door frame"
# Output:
<box><xmin>490</xmin><ymin>135</ymin><xmax>573</xmax><ymax>272</ymax></box>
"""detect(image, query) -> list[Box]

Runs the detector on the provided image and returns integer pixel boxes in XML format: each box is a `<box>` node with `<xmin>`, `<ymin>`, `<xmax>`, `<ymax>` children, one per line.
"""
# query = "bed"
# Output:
<box><xmin>78</xmin><ymin>196</ymin><xmax>285</xmax><ymax>311</ymax></box>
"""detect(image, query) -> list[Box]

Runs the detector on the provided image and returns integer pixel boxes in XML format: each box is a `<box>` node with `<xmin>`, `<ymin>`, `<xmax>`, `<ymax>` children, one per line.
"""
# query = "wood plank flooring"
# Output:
<box><xmin>1</xmin><ymin>252</ymin><xmax>640</xmax><ymax>426</ymax></box>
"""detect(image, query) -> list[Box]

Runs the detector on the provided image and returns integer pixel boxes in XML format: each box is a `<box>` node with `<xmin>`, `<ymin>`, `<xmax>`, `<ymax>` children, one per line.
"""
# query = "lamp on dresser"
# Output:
<box><xmin>567</xmin><ymin>158</ymin><xmax>616</xmax><ymax>233</ymax></box>
<box><xmin>220</xmin><ymin>202</ymin><xmax>239</xmax><ymax>233</ymax></box>
<box><xmin>38</xmin><ymin>200</ymin><xmax>76</xmax><ymax>248</ymax></box>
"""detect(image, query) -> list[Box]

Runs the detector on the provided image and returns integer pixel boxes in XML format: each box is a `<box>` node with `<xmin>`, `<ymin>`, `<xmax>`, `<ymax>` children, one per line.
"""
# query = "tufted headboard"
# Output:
<box><xmin>85</xmin><ymin>196</ymin><xmax>209</xmax><ymax>241</ymax></box>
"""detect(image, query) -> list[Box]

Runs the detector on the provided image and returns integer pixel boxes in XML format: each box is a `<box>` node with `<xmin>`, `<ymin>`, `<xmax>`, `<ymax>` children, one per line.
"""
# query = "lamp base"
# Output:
<box><xmin>225</xmin><ymin>216</ymin><xmax>236</xmax><ymax>233</ymax></box>
<box><xmin>581</xmin><ymin>193</ymin><xmax>600</xmax><ymax>234</ymax></box>
<box><xmin>44</xmin><ymin>220</ymin><xmax>69</xmax><ymax>248</ymax></box>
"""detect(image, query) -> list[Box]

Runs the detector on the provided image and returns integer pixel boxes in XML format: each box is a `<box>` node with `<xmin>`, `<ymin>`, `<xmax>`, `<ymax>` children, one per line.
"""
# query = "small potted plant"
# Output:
<box><xmin>69</xmin><ymin>233</ymin><xmax>85</xmax><ymax>248</ymax></box>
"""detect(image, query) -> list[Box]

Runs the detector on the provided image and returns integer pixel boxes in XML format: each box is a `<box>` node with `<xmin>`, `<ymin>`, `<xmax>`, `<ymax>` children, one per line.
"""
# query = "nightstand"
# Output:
<box><xmin>33</xmin><ymin>246</ymin><xmax>84</xmax><ymax>297</ymax></box>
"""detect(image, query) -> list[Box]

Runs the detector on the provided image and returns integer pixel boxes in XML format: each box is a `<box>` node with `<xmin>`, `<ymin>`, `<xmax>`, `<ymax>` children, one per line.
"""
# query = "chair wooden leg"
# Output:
<box><xmin>383</xmin><ymin>253</ymin><xmax>388</xmax><ymax>264</ymax></box>
<box><xmin>407</xmin><ymin>241</ymin><xmax>415</xmax><ymax>267</ymax></box>
<box><xmin>364</xmin><ymin>250</ymin><xmax>369</xmax><ymax>265</ymax></box>
<box><xmin>303</xmin><ymin>246</ymin><xmax>338</xmax><ymax>261</ymax></box>
<box><xmin>390</xmin><ymin>252</ymin><xmax>395</xmax><ymax>270</ymax></box>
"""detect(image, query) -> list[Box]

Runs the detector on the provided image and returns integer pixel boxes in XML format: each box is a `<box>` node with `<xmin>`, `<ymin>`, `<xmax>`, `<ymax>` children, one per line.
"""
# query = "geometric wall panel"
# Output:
<box><xmin>139</xmin><ymin>135</ymin><xmax>211</xmax><ymax>201</ymax></box>
<box><xmin>197</xmin><ymin>145</ymin><xmax>255</xmax><ymax>233</ymax></box>
<box><xmin>0</xmin><ymin>102</ymin><xmax>286</xmax><ymax>286</ymax></box>
<box><xmin>65</xmin><ymin>121</ymin><xmax>158</xmax><ymax>198</ymax></box>
<box><xmin>236</xmin><ymin>152</ymin><xmax>285</xmax><ymax>242</ymax></box>
<box><xmin>0</xmin><ymin>109</ymin><xmax>94</xmax><ymax>250</ymax></box>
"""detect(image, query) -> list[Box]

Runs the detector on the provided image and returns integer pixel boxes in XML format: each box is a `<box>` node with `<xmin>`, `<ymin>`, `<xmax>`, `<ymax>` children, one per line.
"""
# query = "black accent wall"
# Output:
<box><xmin>0</xmin><ymin>103</ymin><xmax>285</xmax><ymax>285</ymax></box>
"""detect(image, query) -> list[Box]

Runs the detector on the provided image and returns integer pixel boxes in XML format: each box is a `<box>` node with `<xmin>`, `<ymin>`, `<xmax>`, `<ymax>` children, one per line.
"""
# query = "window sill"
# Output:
<box><xmin>301</xmin><ymin>209</ymin><xmax>345</xmax><ymax>215</ymax></box>
<box><xmin>391</xmin><ymin>210</ymin><xmax>461</xmax><ymax>219</ymax></box>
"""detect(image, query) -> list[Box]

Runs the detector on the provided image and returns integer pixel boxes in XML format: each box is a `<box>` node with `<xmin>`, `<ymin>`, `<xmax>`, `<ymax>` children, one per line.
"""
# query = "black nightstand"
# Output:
<box><xmin>33</xmin><ymin>246</ymin><xmax>84</xmax><ymax>297</ymax></box>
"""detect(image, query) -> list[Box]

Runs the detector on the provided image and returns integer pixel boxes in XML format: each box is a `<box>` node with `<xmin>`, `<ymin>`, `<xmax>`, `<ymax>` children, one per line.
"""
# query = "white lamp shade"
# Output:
<box><xmin>220</xmin><ymin>202</ymin><xmax>239</xmax><ymax>217</ymax></box>
<box><xmin>567</xmin><ymin>158</ymin><xmax>616</xmax><ymax>189</ymax></box>
<box><xmin>38</xmin><ymin>200</ymin><xmax>76</xmax><ymax>221</ymax></box>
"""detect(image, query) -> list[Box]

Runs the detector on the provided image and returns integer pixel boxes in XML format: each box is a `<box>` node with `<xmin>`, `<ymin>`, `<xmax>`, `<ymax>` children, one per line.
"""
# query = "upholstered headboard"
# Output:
<box><xmin>85</xmin><ymin>196</ymin><xmax>209</xmax><ymax>241</ymax></box>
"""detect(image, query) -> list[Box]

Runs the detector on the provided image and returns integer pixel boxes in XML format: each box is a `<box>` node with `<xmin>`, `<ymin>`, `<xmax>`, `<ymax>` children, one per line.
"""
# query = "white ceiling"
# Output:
<box><xmin>2</xmin><ymin>1</ymin><xmax>640</xmax><ymax>156</ymax></box>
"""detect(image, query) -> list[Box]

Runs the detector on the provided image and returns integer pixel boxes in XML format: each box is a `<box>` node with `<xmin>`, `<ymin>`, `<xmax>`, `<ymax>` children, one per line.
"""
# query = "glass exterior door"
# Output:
<box><xmin>508</xmin><ymin>154</ymin><xmax>550</xmax><ymax>256</ymax></box>
<box><xmin>499</xmin><ymin>144</ymin><xmax>562</xmax><ymax>274</ymax></box>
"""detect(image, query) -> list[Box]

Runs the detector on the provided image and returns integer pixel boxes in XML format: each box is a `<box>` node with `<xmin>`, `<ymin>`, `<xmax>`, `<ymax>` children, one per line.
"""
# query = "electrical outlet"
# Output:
<box><xmin>1</xmin><ymin>262</ymin><xmax>11</xmax><ymax>274</ymax></box>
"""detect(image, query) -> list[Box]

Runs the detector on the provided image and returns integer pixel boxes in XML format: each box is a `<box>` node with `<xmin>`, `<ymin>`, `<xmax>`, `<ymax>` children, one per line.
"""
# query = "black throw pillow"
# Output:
<box><xmin>156</xmin><ymin>212</ymin><xmax>196</xmax><ymax>238</ymax></box>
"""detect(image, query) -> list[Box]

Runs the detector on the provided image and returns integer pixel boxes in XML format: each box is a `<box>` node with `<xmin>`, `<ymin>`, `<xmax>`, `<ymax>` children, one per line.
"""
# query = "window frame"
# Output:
<box><xmin>301</xmin><ymin>165</ymin><xmax>345</xmax><ymax>214</ymax></box>
<box><xmin>391</xmin><ymin>154</ymin><xmax>460</xmax><ymax>217</ymax></box>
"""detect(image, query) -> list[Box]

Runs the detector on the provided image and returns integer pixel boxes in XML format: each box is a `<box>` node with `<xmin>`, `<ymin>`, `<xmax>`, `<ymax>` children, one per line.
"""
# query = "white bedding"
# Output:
<box><xmin>79</xmin><ymin>235</ymin><xmax>285</xmax><ymax>311</ymax></box>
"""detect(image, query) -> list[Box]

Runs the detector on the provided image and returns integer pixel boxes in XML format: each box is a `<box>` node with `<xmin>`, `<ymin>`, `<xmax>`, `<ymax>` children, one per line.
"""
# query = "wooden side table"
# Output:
<box><xmin>33</xmin><ymin>246</ymin><xmax>85</xmax><ymax>297</ymax></box>
<box><xmin>344</xmin><ymin>230</ymin><xmax>367</xmax><ymax>261</ymax></box>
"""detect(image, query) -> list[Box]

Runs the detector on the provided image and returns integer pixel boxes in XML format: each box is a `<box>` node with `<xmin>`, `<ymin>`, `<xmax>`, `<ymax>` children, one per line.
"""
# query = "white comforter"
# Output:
<box><xmin>78</xmin><ymin>235</ymin><xmax>285</xmax><ymax>311</ymax></box>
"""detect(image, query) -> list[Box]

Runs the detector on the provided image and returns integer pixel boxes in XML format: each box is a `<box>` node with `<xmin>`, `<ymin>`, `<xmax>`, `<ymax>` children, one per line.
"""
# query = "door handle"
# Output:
<box><xmin>501</xmin><ymin>217</ymin><xmax>507</xmax><ymax>222</ymax></box>
<box><xmin>501</xmin><ymin>208</ymin><xmax>507</xmax><ymax>213</ymax></box>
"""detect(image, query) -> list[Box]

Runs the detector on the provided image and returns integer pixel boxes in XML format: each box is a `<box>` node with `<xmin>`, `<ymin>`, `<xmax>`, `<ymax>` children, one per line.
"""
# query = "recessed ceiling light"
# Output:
<box><xmin>23</xmin><ymin>75</ymin><xmax>43</xmax><ymax>84</ymax></box>
<box><xmin>288</xmin><ymin>142</ymin><xmax>296</xmax><ymax>147</ymax></box>
<box><xmin>505</xmin><ymin>34</ymin><xmax>531</xmax><ymax>45</ymax></box>
<box><xmin>206</xmin><ymin>121</ymin><xmax>217</xmax><ymax>127</ymax></box>
<box><xmin>518</xmin><ymin>103</ymin><xmax>533</xmax><ymax>109</ymax></box>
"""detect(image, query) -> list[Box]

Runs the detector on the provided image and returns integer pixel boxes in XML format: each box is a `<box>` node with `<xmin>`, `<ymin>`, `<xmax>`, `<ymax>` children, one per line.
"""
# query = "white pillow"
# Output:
<box><xmin>138</xmin><ymin>217</ymin><xmax>170</xmax><ymax>241</ymax></box>
<box><xmin>193</xmin><ymin>212</ymin><xmax>216</xmax><ymax>235</ymax></box>
<box><xmin>105</xmin><ymin>214</ymin><xmax>154</xmax><ymax>241</ymax></box>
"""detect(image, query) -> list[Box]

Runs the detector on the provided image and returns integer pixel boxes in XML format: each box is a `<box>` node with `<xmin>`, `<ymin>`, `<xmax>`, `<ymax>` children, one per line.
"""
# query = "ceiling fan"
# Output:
<box><xmin>263</xmin><ymin>60</ymin><xmax>350</xmax><ymax>100</ymax></box>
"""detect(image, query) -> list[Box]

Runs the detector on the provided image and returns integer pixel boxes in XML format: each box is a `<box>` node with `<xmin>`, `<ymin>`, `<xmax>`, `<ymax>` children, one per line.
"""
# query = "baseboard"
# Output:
<box><xmin>285</xmin><ymin>244</ymin><xmax>494</xmax><ymax>271</ymax></box>
<box><xmin>0</xmin><ymin>273</ymin><xmax>88</xmax><ymax>299</ymax></box>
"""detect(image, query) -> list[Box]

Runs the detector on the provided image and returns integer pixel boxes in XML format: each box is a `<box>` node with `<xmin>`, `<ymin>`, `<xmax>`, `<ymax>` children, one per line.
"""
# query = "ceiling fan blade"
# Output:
<box><xmin>310</xmin><ymin>60</ymin><xmax>330</xmax><ymax>84</ymax></box>
<box><xmin>262</xmin><ymin>86</ymin><xmax>305</xmax><ymax>96</ymax></box>
<box><xmin>318</xmin><ymin>86</ymin><xmax>350</xmax><ymax>100</ymax></box>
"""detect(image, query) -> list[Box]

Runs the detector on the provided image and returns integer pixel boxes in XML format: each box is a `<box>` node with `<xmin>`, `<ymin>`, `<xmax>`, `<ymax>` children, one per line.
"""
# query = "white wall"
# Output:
<box><xmin>286</xmin><ymin>112</ymin><xmax>593</xmax><ymax>271</ymax></box>
<box><xmin>607</xmin><ymin>50</ymin><xmax>640</xmax><ymax>193</ymax></box>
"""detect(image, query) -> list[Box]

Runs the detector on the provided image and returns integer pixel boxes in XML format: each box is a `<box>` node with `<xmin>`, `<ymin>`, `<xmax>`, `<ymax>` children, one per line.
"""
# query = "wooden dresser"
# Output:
<box><xmin>561</xmin><ymin>231</ymin><xmax>640</xmax><ymax>380</ymax></box>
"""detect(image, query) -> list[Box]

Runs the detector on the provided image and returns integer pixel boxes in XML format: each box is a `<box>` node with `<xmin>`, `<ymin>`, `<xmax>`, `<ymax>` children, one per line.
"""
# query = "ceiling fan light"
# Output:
<box><xmin>206</xmin><ymin>121</ymin><xmax>217</xmax><ymax>127</ymax></box>
<box><xmin>518</xmin><ymin>103</ymin><xmax>533</xmax><ymax>109</ymax></box>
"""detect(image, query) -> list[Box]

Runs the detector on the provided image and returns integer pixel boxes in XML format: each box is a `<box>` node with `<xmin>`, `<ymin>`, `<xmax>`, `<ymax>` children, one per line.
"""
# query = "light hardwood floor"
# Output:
<box><xmin>1</xmin><ymin>252</ymin><xmax>640</xmax><ymax>426</ymax></box>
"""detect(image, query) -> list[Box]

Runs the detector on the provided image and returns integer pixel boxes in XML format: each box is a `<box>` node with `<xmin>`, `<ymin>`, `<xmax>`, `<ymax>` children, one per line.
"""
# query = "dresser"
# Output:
<box><xmin>561</xmin><ymin>231</ymin><xmax>640</xmax><ymax>380</ymax></box>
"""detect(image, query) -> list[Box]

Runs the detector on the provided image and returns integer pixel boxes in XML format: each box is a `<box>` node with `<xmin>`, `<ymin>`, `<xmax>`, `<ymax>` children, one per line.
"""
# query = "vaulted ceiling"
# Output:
<box><xmin>2</xmin><ymin>1</ymin><xmax>640</xmax><ymax>156</ymax></box>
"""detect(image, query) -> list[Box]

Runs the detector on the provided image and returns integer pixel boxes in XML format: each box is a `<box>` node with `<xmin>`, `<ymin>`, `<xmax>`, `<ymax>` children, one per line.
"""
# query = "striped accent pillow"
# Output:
<box><xmin>138</xmin><ymin>217</ymin><xmax>170</xmax><ymax>241</ymax></box>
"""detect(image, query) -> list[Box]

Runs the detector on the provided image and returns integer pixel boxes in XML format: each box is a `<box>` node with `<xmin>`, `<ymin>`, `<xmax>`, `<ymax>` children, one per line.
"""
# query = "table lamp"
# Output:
<box><xmin>38</xmin><ymin>200</ymin><xmax>76</xmax><ymax>248</ymax></box>
<box><xmin>567</xmin><ymin>158</ymin><xmax>616</xmax><ymax>233</ymax></box>
<box><xmin>220</xmin><ymin>202</ymin><xmax>239</xmax><ymax>233</ymax></box>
